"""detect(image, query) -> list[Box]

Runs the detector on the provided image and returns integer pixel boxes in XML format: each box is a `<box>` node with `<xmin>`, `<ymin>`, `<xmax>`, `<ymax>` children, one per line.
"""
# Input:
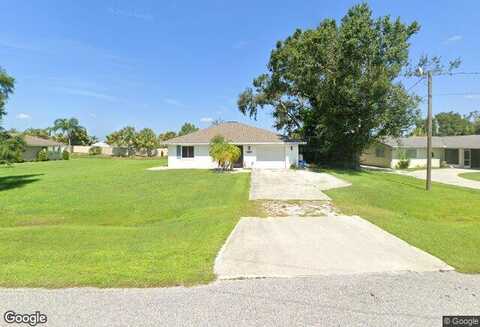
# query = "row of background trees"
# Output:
<box><xmin>105</xmin><ymin>122</ymin><xmax>199</xmax><ymax>157</ymax></box>
<box><xmin>412</xmin><ymin>111</ymin><xmax>480</xmax><ymax>137</ymax></box>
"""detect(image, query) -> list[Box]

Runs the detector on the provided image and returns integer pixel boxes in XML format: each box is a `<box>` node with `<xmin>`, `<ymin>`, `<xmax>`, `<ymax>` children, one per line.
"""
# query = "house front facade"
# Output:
<box><xmin>361</xmin><ymin>135</ymin><xmax>480</xmax><ymax>169</ymax></box>
<box><xmin>164</xmin><ymin>122</ymin><xmax>304</xmax><ymax>169</ymax></box>
<box><xmin>21</xmin><ymin>135</ymin><xmax>67</xmax><ymax>161</ymax></box>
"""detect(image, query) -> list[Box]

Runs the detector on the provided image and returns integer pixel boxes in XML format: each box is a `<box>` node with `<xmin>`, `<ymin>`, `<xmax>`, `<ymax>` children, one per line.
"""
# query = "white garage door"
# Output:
<box><xmin>255</xmin><ymin>145</ymin><xmax>285</xmax><ymax>168</ymax></box>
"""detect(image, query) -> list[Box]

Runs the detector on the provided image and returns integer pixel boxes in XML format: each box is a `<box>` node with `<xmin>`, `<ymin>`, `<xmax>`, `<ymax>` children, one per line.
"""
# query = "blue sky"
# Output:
<box><xmin>1</xmin><ymin>0</ymin><xmax>479</xmax><ymax>138</ymax></box>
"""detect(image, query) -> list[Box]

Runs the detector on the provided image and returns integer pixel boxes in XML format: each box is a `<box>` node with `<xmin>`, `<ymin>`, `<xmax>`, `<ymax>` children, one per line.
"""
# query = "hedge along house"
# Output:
<box><xmin>361</xmin><ymin>135</ymin><xmax>480</xmax><ymax>169</ymax></box>
<box><xmin>164</xmin><ymin>122</ymin><xmax>304</xmax><ymax>169</ymax></box>
<box><xmin>21</xmin><ymin>135</ymin><xmax>66</xmax><ymax>161</ymax></box>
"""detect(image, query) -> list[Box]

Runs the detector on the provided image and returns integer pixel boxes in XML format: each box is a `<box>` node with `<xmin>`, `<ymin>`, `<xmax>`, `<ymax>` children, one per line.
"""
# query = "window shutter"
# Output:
<box><xmin>176</xmin><ymin>145</ymin><xmax>181</xmax><ymax>158</ymax></box>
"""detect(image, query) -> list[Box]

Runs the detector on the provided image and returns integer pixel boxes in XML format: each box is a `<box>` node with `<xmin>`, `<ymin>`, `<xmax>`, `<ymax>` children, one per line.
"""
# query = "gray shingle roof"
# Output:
<box><xmin>22</xmin><ymin>135</ymin><xmax>65</xmax><ymax>147</ymax></box>
<box><xmin>164</xmin><ymin>122</ymin><xmax>300</xmax><ymax>144</ymax></box>
<box><xmin>382</xmin><ymin>135</ymin><xmax>480</xmax><ymax>149</ymax></box>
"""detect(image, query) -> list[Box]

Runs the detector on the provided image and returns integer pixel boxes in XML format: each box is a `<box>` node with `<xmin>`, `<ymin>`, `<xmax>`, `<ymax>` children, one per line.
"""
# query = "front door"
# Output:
<box><xmin>464</xmin><ymin>149</ymin><xmax>471</xmax><ymax>168</ymax></box>
<box><xmin>233</xmin><ymin>145</ymin><xmax>244</xmax><ymax>168</ymax></box>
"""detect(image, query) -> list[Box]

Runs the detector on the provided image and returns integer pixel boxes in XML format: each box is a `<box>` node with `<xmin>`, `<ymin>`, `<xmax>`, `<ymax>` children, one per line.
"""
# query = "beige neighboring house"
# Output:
<box><xmin>21</xmin><ymin>135</ymin><xmax>66</xmax><ymax>161</ymax></box>
<box><xmin>361</xmin><ymin>135</ymin><xmax>480</xmax><ymax>169</ymax></box>
<box><xmin>164</xmin><ymin>121</ymin><xmax>304</xmax><ymax>169</ymax></box>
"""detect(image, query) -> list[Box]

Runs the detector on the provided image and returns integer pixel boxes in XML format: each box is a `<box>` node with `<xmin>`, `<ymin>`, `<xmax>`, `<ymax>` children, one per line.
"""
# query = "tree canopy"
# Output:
<box><xmin>410</xmin><ymin>110</ymin><xmax>480</xmax><ymax>136</ymax></box>
<box><xmin>0</xmin><ymin>67</ymin><xmax>24</xmax><ymax>165</ymax></box>
<box><xmin>435</xmin><ymin>111</ymin><xmax>473</xmax><ymax>136</ymax></box>
<box><xmin>51</xmin><ymin>118</ymin><xmax>96</xmax><ymax>146</ymax></box>
<box><xmin>178</xmin><ymin>122</ymin><xmax>198</xmax><ymax>136</ymax></box>
<box><xmin>0</xmin><ymin>67</ymin><xmax>15</xmax><ymax>124</ymax></box>
<box><xmin>237</xmin><ymin>4</ymin><xmax>420</xmax><ymax>167</ymax></box>
<box><xmin>106</xmin><ymin>126</ymin><xmax>137</xmax><ymax>156</ymax></box>
<box><xmin>135</xmin><ymin>128</ymin><xmax>159</xmax><ymax>156</ymax></box>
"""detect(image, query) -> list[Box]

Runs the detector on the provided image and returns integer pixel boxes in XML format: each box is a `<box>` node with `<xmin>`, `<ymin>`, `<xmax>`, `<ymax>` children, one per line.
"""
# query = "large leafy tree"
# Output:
<box><xmin>238</xmin><ymin>4</ymin><xmax>420</xmax><ymax>167</ymax></box>
<box><xmin>435</xmin><ymin>111</ymin><xmax>473</xmax><ymax>136</ymax></box>
<box><xmin>178</xmin><ymin>122</ymin><xmax>198</xmax><ymax>136</ymax></box>
<box><xmin>135</xmin><ymin>128</ymin><xmax>159</xmax><ymax>157</ymax></box>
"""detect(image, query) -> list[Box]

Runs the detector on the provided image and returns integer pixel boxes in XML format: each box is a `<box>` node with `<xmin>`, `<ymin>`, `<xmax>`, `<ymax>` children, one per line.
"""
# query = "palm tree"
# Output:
<box><xmin>52</xmin><ymin>118</ymin><xmax>81</xmax><ymax>149</ymax></box>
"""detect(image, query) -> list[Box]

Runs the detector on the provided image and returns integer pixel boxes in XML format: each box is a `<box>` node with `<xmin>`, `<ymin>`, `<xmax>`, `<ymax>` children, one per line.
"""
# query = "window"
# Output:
<box><xmin>181</xmin><ymin>146</ymin><xmax>194</xmax><ymax>158</ymax></box>
<box><xmin>375</xmin><ymin>147</ymin><xmax>385</xmax><ymax>158</ymax></box>
<box><xmin>406</xmin><ymin>149</ymin><xmax>417</xmax><ymax>159</ymax></box>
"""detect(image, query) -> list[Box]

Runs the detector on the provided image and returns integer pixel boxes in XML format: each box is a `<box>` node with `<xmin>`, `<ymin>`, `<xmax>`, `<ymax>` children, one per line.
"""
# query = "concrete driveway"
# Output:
<box><xmin>397</xmin><ymin>168</ymin><xmax>480</xmax><ymax>190</ymax></box>
<box><xmin>249</xmin><ymin>169</ymin><xmax>351</xmax><ymax>200</ymax></box>
<box><xmin>214</xmin><ymin>216</ymin><xmax>452</xmax><ymax>279</ymax></box>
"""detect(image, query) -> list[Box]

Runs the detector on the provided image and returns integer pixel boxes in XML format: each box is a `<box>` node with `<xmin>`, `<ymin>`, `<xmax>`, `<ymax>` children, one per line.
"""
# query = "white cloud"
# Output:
<box><xmin>56</xmin><ymin>87</ymin><xmax>119</xmax><ymax>102</ymax></box>
<box><xmin>445</xmin><ymin>35</ymin><xmax>463</xmax><ymax>43</ymax></box>
<box><xmin>16</xmin><ymin>113</ymin><xmax>31</xmax><ymax>120</ymax></box>
<box><xmin>108</xmin><ymin>7</ymin><xmax>153</xmax><ymax>21</ymax></box>
<box><xmin>200</xmin><ymin>117</ymin><xmax>213</xmax><ymax>123</ymax></box>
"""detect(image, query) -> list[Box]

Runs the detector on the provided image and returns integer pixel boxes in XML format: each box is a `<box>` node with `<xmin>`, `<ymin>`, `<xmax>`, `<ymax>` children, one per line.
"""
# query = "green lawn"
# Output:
<box><xmin>0</xmin><ymin>157</ymin><xmax>258</xmax><ymax>287</ymax></box>
<box><xmin>324</xmin><ymin>169</ymin><xmax>480</xmax><ymax>273</ymax></box>
<box><xmin>459</xmin><ymin>172</ymin><xmax>480</xmax><ymax>182</ymax></box>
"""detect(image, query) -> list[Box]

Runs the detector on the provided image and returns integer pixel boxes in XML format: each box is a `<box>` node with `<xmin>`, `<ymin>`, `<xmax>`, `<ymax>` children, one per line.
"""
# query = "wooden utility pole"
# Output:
<box><xmin>426</xmin><ymin>71</ymin><xmax>433</xmax><ymax>191</ymax></box>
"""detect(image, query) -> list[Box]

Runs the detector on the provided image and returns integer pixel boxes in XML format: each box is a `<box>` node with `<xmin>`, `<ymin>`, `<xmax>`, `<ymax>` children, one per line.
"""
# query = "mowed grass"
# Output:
<box><xmin>459</xmin><ymin>172</ymin><xmax>480</xmax><ymax>182</ymax></box>
<box><xmin>324</xmin><ymin>170</ymin><xmax>480</xmax><ymax>273</ymax></box>
<box><xmin>0</xmin><ymin>157</ymin><xmax>258</xmax><ymax>287</ymax></box>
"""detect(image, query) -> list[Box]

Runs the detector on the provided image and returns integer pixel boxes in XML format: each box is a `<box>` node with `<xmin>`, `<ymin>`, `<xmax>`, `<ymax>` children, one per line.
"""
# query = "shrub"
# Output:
<box><xmin>395</xmin><ymin>159</ymin><xmax>410</xmax><ymax>169</ymax></box>
<box><xmin>36</xmin><ymin>148</ymin><xmax>49</xmax><ymax>161</ymax></box>
<box><xmin>209</xmin><ymin>135</ymin><xmax>241</xmax><ymax>170</ymax></box>
<box><xmin>62</xmin><ymin>149</ymin><xmax>70</xmax><ymax>160</ymax></box>
<box><xmin>89</xmin><ymin>146</ymin><xmax>102</xmax><ymax>156</ymax></box>
<box><xmin>290</xmin><ymin>163</ymin><xmax>298</xmax><ymax>170</ymax></box>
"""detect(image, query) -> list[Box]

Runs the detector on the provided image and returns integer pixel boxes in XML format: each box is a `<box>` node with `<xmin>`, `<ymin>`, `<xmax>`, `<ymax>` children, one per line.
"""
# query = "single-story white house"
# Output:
<box><xmin>361</xmin><ymin>135</ymin><xmax>480</xmax><ymax>169</ymax></box>
<box><xmin>164</xmin><ymin>121</ymin><xmax>304</xmax><ymax>169</ymax></box>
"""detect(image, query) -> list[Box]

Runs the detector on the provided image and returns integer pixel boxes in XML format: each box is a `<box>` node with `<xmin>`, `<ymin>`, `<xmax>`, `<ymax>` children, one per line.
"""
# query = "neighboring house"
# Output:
<box><xmin>21</xmin><ymin>135</ymin><xmax>66</xmax><ymax>161</ymax></box>
<box><xmin>164</xmin><ymin>121</ymin><xmax>304</xmax><ymax>169</ymax></box>
<box><xmin>361</xmin><ymin>135</ymin><xmax>480</xmax><ymax>169</ymax></box>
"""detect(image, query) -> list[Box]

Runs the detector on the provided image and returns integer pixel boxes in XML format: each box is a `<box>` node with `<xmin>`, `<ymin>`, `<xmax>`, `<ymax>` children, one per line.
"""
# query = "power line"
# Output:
<box><xmin>440</xmin><ymin>72</ymin><xmax>480</xmax><ymax>76</ymax></box>
<box><xmin>406</xmin><ymin>77</ymin><xmax>425</xmax><ymax>92</ymax></box>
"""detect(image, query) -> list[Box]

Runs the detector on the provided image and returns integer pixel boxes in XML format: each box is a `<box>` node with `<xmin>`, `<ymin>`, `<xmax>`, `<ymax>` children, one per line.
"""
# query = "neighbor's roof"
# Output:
<box><xmin>91</xmin><ymin>141</ymin><xmax>110</xmax><ymax>147</ymax></box>
<box><xmin>381</xmin><ymin>135</ymin><xmax>480</xmax><ymax>149</ymax></box>
<box><xmin>22</xmin><ymin>135</ymin><xmax>65</xmax><ymax>147</ymax></box>
<box><xmin>164</xmin><ymin>122</ymin><xmax>302</xmax><ymax>144</ymax></box>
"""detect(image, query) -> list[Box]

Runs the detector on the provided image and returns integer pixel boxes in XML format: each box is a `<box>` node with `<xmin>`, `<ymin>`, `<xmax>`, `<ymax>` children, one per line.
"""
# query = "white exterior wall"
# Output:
<box><xmin>391</xmin><ymin>148</ymin><xmax>442</xmax><ymax>169</ymax></box>
<box><xmin>168</xmin><ymin>145</ymin><xmax>217</xmax><ymax>169</ymax></box>
<box><xmin>168</xmin><ymin>143</ymin><xmax>300</xmax><ymax>169</ymax></box>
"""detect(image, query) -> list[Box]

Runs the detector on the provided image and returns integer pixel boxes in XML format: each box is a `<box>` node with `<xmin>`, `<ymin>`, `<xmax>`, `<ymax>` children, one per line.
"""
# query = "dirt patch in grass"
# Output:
<box><xmin>260</xmin><ymin>200</ymin><xmax>339</xmax><ymax>217</ymax></box>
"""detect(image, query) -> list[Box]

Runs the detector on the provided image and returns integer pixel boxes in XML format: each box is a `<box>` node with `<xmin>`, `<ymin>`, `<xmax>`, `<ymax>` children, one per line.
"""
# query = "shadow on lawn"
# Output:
<box><xmin>0</xmin><ymin>174</ymin><xmax>44</xmax><ymax>192</ymax></box>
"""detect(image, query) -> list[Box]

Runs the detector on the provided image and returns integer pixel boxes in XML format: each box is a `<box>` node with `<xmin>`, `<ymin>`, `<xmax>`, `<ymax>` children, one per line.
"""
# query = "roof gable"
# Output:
<box><xmin>164</xmin><ymin>122</ymin><xmax>296</xmax><ymax>144</ymax></box>
<box><xmin>22</xmin><ymin>135</ymin><xmax>65</xmax><ymax>147</ymax></box>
